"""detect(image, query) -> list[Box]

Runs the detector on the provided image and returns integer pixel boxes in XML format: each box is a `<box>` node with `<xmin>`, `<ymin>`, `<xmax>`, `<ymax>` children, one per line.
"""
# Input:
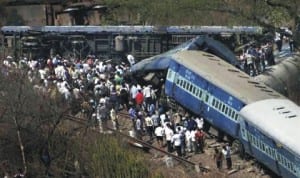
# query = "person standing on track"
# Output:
<box><xmin>213</xmin><ymin>147</ymin><xmax>223</xmax><ymax>170</ymax></box>
<box><xmin>222</xmin><ymin>144</ymin><xmax>232</xmax><ymax>170</ymax></box>
<box><xmin>154</xmin><ymin>123</ymin><xmax>164</xmax><ymax>147</ymax></box>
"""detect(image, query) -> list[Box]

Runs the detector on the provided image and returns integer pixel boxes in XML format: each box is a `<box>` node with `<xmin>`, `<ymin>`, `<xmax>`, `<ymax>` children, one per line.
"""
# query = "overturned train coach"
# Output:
<box><xmin>131</xmin><ymin>50</ymin><xmax>300</xmax><ymax>178</ymax></box>
<box><xmin>1</xmin><ymin>25</ymin><xmax>262</xmax><ymax>61</ymax></box>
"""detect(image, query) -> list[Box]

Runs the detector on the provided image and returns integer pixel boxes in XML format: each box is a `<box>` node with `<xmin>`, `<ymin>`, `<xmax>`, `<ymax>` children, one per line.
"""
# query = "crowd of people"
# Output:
<box><xmin>238</xmin><ymin>42</ymin><xmax>275</xmax><ymax>76</ymax></box>
<box><xmin>1</xmin><ymin>52</ymin><xmax>235</xmax><ymax>173</ymax></box>
<box><xmin>1</xmin><ymin>28</ymin><xmax>298</xmax><ymax>177</ymax></box>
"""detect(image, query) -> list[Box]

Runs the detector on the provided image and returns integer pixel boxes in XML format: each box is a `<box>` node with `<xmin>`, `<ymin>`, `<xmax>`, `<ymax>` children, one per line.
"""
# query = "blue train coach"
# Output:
<box><xmin>240</xmin><ymin>99</ymin><xmax>300</xmax><ymax>178</ymax></box>
<box><xmin>164</xmin><ymin>50</ymin><xmax>284</xmax><ymax>138</ymax></box>
<box><xmin>163</xmin><ymin>50</ymin><xmax>300</xmax><ymax>177</ymax></box>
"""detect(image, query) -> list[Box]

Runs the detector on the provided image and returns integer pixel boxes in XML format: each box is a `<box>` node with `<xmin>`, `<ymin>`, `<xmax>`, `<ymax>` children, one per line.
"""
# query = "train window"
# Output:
<box><xmin>228</xmin><ymin>109</ymin><xmax>232</xmax><ymax>117</ymax></box>
<box><xmin>254</xmin><ymin>137</ymin><xmax>257</xmax><ymax>146</ymax></box>
<box><xmin>283</xmin><ymin>157</ymin><xmax>287</xmax><ymax>167</ymax></box>
<box><xmin>255</xmin><ymin>137</ymin><xmax>259</xmax><ymax>147</ymax></box>
<box><xmin>205</xmin><ymin>94</ymin><xmax>209</xmax><ymax>103</ymax></box>
<box><xmin>262</xmin><ymin>143</ymin><xmax>265</xmax><ymax>151</ymax></box>
<box><xmin>215</xmin><ymin>100</ymin><xmax>219</xmax><ymax>109</ymax></box>
<box><xmin>268</xmin><ymin>148</ymin><xmax>272</xmax><ymax>157</ymax></box>
<box><xmin>231</xmin><ymin>111</ymin><xmax>235</xmax><ymax>118</ymax></box>
<box><xmin>225</xmin><ymin>107</ymin><xmax>228</xmax><ymax>115</ymax></box>
<box><xmin>219</xmin><ymin>103</ymin><xmax>223</xmax><ymax>110</ymax></box>
<box><xmin>195</xmin><ymin>88</ymin><xmax>199</xmax><ymax>96</ymax></box>
<box><xmin>291</xmin><ymin>164</ymin><xmax>295</xmax><ymax>173</ymax></box>
<box><xmin>179</xmin><ymin>79</ymin><xmax>183</xmax><ymax>86</ymax></box>
<box><xmin>199</xmin><ymin>90</ymin><xmax>202</xmax><ymax>98</ymax></box>
<box><xmin>249</xmin><ymin>134</ymin><xmax>252</xmax><ymax>143</ymax></box>
<box><xmin>212</xmin><ymin>99</ymin><xmax>216</xmax><ymax>107</ymax></box>
<box><xmin>186</xmin><ymin>83</ymin><xmax>190</xmax><ymax>90</ymax></box>
<box><xmin>183</xmin><ymin>81</ymin><xmax>186</xmax><ymax>88</ymax></box>
<box><xmin>176</xmin><ymin>79</ymin><xmax>180</xmax><ymax>85</ymax></box>
<box><xmin>272</xmin><ymin>149</ymin><xmax>276</xmax><ymax>159</ymax></box>
<box><xmin>234</xmin><ymin>113</ymin><xmax>239</xmax><ymax>120</ymax></box>
<box><xmin>222</xmin><ymin>105</ymin><xmax>225</xmax><ymax>112</ymax></box>
<box><xmin>277</xmin><ymin>153</ymin><xmax>281</xmax><ymax>163</ymax></box>
<box><xmin>189</xmin><ymin>84</ymin><xmax>193</xmax><ymax>92</ymax></box>
<box><xmin>252</xmin><ymin>136</ymin><xmax>256</xmax><ymax>146</ymax></box>
<box><xmin>192</xmin><ymin>86</ymin><xmax>196</xmax><ymax>94</ymax></box>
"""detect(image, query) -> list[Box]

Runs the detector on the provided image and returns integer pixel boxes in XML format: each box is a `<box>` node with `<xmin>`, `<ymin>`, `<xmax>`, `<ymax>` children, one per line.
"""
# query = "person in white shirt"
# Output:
<box><xmin>190</xmin><ymin>128</ymin><xmax>197</xmax><ymax>153</ymax></box>
<box><xmin>154</xmin><ymin>124</ymin><xmax>164</xmax><ymax>147</ymax></box>
<box><xmin>143</xmin><ymin>85</ymin><xmax>152</xmax><ymax>111</ymax></box>
<box><xmin>222</xmin><ymin>144</ymin><xmax>232</xmax><ymax>170</ymax></box>
<box><xmin>164</xmin><ymin>123</ymin><xmax>174</xmax><ymax>153</ymax></box>
<box><xmin>145</xmin><ymin>114</ymin><xmax>154</xmax><ymax>139</ymax></box>
<box><xmin>195</xmin><ymin>117</ymin><xmax>204</xmax><ymax>130</ymax></box>
<box><xmin>130</xmin><ymin>84</ymin><xmax>138</xmax><ymax>104</ymax></box>
<box><xmin>127</xmin><ymin>54</ymin><xmax>135</xmax><ymax>66</ymax></box>
<box><xmin>185</xmin><ymin>129</ymin><xmax>192</xmax><ymax>153</ymax></box>
<box><xmin>172</xmin><ymin>131</ymin><xmax>182</xmax><ymax>156</ymax></box>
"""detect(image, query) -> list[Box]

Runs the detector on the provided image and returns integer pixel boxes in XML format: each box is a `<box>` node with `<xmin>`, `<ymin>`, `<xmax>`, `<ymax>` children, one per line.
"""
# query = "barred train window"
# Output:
<box><xmin>205</xmin><ymin>94</ymin><xmax>209</xmax><ymax>102</ymax></box>
<box><xmin>215</xmin><ymin>101</ymin><xmax>219</xmax><ymax>109</ymax></box>
<box><xmin>176</xmin><ymin>79</ymin><xmax>180</xmax><ymax>85</ymax></box>
<box><xmin>234</xmin><ymin>114</ymin><xmax>238</xmax><ymax>120</ymax></box>
<box><xmin>186</xmin><ymin>83</ymin><xmax>190</xmax><ymax>90</ymax></box>
<box><xmin>199</xmin><ymin>90</ymin><xmax>202</xmax><ymax>98</ymax></box>
<box><xmin>196</xmin><ymin>89</ymin><xmax>199</xmax><ymax>96</ymax></box>
<box><xmin>212</xmin><ymin>99</ymin><xmax>216</xmax><ymax>106</ymax></box>
<box><xmin>219</xmin><ymin>103</ymin><xmax>222</xmax><ymax>110</ymax></box>
<box><xmin>192</xmin><ymin>86</ymin><xmax>196</xmax><ymax>94</ymax></box>
<box><xmin>183</xmin><ymin>81</ymin><xmax>186</xmax><ymax>88</ymax></box>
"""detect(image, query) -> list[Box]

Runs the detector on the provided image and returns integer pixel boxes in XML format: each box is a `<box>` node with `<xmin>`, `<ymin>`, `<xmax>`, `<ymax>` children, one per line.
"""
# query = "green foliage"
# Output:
<box><xmin>86</xmin><ymin>135</ymin><xmax>150</xmax><ymax>178</ymax></box>
<box><xmin>99</xmin><ymin>0</ymin><xmax>299</xmax><ymax>28</ymax></box>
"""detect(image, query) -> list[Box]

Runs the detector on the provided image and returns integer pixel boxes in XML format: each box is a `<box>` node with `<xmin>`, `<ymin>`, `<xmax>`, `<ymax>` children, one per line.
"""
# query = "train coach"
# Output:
<box><xmin>239</xmin><ymin>99</ymin><xmax>300</xmax><ymax>177</ymax></box>
<box><xmin>162</xmin><ymin>50</ymin><xmax>300</xmax><ymax>177</ymax></box>
<box><xmin>165</xmin><ymin>50</ymin><xmax>284</xmax><ymax>138</ymax></box>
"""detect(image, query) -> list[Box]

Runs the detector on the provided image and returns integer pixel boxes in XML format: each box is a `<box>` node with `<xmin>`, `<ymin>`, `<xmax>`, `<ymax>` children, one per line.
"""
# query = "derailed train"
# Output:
<box><xmin>131</xmin><ymin>50</ymin><xmax>300</xmax><ymax>178</ymax></box>
<box><xmin>254</xmin><ymin>55</ymin><xmax>300</xmax><ymax>105</ymax></box>
<box><xmin>1</xmin><ymin>25</ymin><xmax>262</xmax><ymax>61</ymax></box>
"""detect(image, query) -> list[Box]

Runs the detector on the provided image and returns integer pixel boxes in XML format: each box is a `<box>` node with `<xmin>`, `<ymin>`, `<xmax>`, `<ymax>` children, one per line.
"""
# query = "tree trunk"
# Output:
<box><xmin>13</xmin><ymin>116</ymin><xmax>27</xmax><ymax>175</ymax></box>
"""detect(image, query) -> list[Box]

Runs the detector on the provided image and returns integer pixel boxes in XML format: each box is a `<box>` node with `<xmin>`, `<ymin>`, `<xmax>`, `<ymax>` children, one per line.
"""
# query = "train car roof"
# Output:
<box><xmin>254</xmin><ymin>56</ymin><xmax>300</xmax><ymax>100</ymax></box>
<box><xmin>240</xmin><ymin>99</ymin><xmax>300</xmax><ymax>156</ymax></box>
<box><xmin>130</xmin><ymin>35</ymin><xmax>239</xmax><ymax>72</ymax></box>
<box><xmin>172</xmin><ymin>50</ymin><xmax>285</xmax><ymax>104</ymax></box>
<box><xmin>1</xmin><ymin>26</ymin><xmax>263</xmax><ymax>35</ymax></box>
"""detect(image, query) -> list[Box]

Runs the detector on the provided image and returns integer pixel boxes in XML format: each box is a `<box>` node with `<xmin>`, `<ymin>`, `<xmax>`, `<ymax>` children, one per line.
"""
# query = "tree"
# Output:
<box><xmin>100</xmin><ymin>0</ymin><xmax>299</xmax><ymax>30</ymax></box>
<box><xmin>0</xmin><ymin>66</ymin><xmax>73</xmax><ymax>177</ymax></box>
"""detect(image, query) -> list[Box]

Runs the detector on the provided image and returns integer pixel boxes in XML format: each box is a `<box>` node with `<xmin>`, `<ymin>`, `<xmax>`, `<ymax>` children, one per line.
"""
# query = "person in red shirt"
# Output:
<box><xmin>135</xmin><ymin>89</ymin><xmax>144</xmax><ymax>109</ymax></box>
<box><xmin>195</xmin><ymin>128</ymin><xmax>205</xmax><ymax>153</ymax></box>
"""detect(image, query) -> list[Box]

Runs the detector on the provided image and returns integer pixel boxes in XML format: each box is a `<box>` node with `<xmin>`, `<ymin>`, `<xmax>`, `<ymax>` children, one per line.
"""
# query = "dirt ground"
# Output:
<box><xmin>116</xmin><ymin>114</ymin><xmax>274</xmax><ymax>178</ymax></box>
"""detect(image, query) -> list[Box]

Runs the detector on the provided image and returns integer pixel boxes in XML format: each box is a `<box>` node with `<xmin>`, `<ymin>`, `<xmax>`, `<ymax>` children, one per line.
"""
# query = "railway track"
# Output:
<box><xmin>64</xmin><ymin>113</ymin><xmax>211</xmax><ymax>174</ymax></box>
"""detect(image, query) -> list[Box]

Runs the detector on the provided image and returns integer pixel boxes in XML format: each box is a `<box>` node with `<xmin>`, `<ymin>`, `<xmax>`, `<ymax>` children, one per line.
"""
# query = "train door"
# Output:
<box><xmin>239</xmin><ymin>117</ymin><xmax>251</xmax><ymax>157</ymax></box>
<box><xmin>165</xmin><ymin>62</ymin><xmax>179</xmax><ymax>97</ymax></box>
